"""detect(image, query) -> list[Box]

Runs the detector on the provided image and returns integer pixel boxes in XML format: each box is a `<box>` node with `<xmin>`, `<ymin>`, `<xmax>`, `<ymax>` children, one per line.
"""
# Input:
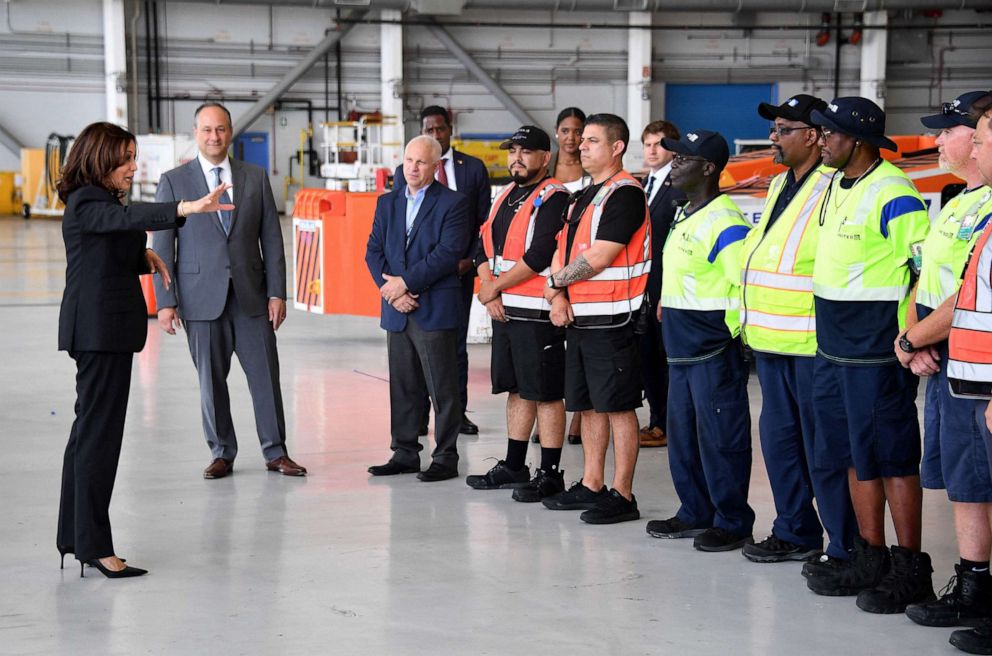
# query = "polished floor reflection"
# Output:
<box><xmin>0</xmin><ymin>216</ymin><xmax>963</xmax><ymax>654</ymax></box>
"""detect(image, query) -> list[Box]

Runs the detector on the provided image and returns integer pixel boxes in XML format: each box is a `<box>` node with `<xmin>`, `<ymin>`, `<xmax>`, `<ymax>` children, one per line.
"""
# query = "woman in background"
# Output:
<box><xmin>552</xmin><ymin>107</ymin><xmax>590</xmax><ymax>193</ymax></box>
<box><xmin>57</xmin><ymin>122</ymin><xmax>231</xmax><ymax>578</ymax></box>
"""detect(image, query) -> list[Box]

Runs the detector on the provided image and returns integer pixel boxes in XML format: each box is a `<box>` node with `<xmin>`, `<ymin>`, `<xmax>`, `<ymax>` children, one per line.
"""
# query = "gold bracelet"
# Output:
<box><xmin>178</xmin><ymin>200</ymin><xmax>186</xmax><ymax>218</ymax></box>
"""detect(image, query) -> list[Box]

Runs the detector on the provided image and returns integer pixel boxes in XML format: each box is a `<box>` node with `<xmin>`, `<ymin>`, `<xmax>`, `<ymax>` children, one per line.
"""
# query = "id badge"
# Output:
<box><xmin>910</xmin><ymin>242</ymin><xmax>924</xmax><ymax>275</ymax></box>
<box><xmin>493</xmin><ymin>256</ymin><xmax>502</xmax><ymax>276</ymax></box>
<box><xmin>957</xmin><ymin>214</ymin><xmax>978</xmax><ymax>241</ymax></box>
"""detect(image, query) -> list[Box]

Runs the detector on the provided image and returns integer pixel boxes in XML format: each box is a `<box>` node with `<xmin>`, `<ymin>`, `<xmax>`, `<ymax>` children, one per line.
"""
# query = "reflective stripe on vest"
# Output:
<box><xmin>812</xmin><ymin>161</ymin><xmax>929</xmax><ymax>307</ymax></box>
<box><xmin>553</xmin><ymin>170</ymin><xmax>651</xmax><ymax>328</ymax></box>
<box><xmin>917</xmin><ymin>186</ymin><xmax>992</xmax><ymax>310</ymax></box>
<box><xmin>949</xmin><ymin>228</ymin><xmax>992</xmax><ymax>384</ymax></box>
<box><xmin>480</xmin><ymin>178</ymin><xmax>568</xmax><ymax>320</ymax></box>
<box><xmin>740</xmin><ymin>165</ymin><xmax>831</xmax><ymax>355</ymax></box>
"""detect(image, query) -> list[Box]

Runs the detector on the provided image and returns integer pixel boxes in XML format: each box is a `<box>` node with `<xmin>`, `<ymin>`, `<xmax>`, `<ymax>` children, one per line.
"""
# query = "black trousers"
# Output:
<box><xmin>641</xmin><ymin>302</ymin><xmax>669</xmax><ymax>430</ymax></box>
<box><xmin>388</xmin><ymin>318</ymin><xmax>460</xmax><ymax>468</ymax></box>
<box><xmin>57</xmin><ymin>351</ymin><xmax>133</xmax><ymax>561</ymax></box>
<box><xmin>420</xmin><ymin>275</ymin><xmax>472</xmax><ymax>423</ymax></box>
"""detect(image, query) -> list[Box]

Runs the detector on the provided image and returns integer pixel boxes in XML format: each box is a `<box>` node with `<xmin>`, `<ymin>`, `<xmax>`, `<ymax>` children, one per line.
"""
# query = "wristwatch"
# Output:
<box><xmin>898</xmin><ymin>333</ymin><xmax>916</xmax><ymax>354</ymax></box>
<box><xmin>547</xmin><ymin>275</ymin><xmax>559</xmax><ymax>290</ymax></box>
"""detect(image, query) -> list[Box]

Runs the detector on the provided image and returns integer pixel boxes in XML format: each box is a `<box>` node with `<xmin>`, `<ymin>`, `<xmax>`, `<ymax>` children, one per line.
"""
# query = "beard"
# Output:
<box><xmin>510</xmin><ymin>165</ymin><xmax>542</xmax><ymax>184</ymax></box>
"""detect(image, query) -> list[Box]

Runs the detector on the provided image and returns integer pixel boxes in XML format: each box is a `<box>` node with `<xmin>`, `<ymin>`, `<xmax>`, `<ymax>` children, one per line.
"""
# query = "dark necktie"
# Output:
<box><xmin>212</xmin><ymin>166</ymin><xmax>233</xmax><ymax>235</ymax></box>
<box><xmin>644</xmin><ymin>174</ymin><xmax>656</xmax><ymax>203</ymax></box>
<box><xmin>436</xmin><ymin>158</ymin><xmax>449</xmax><ymax>188</ymax></box>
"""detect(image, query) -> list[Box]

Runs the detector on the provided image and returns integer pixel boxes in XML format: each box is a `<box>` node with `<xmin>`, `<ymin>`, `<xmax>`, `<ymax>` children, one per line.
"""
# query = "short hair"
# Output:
<box><xmin>556</xmin><ymin>107</ymin><xmax>586</xmax><ymax>127</ymax></box>
<box><xmin>194</xmin><ymin>102</ymin><xmax>232</xmax><ymax>129</ymax></box>
<box><xmin>585</xmin><ymin>113</ymin><xmax>630</xmax><ymax>155</ymax></box>
<box><xmin>420</xmin><ymin>105</ymin><xmax>451</xmax><ymax>126</ymax></box>
<box><xmin>642</xmin><ymin>119</ymin><xmax>680</xmax><ymax>143</ymax></box>
<box><xmin>58</xmin><ymin>122</ymin><xmax>136</xmax><ymax>201</ymax></box>
<box><xmin>406</xmin><ymin>135</ymin><xmax>442</xmax><ymax>164</ymax></box>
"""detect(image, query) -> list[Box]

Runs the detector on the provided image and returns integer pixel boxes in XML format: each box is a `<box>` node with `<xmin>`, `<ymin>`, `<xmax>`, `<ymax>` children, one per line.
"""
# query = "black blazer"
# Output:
<box><xmin>58</xmin><ymin>185</ymin><xmax>182</xmax><ymax>353</ymax></box>
<box><xmin>642</xmin><ymin>171</ymin><xmax>687</xmax><ymax>302</ymax></box>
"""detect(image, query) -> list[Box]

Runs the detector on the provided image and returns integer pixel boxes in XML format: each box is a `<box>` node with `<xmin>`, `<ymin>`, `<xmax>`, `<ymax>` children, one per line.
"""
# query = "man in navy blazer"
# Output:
<box><xmin>639</xmin><ymin>120</ymin><xmax>686</xmax><ymax>449</ymax></box>
<box><xmin>366</xmin><ymin>135</ymin><xmax>471</xmax><ymax>482</ymax></box>
<box><xmin>394</xmin><ymin>106</ymin><xmax>492</xmax><ymax>436</ymax></box>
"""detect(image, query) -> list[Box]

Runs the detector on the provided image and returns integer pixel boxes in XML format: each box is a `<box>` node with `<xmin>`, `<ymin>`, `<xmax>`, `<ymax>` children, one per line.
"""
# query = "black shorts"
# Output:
<box><xmin>565</xmin><ymin>324</ymin><xmax>642</xmax><ymax>413</ymax></box>
<box><xmin>490</xmin><ymin>320</ymin><xmax>566</xmax><ymax>402</ymax></box>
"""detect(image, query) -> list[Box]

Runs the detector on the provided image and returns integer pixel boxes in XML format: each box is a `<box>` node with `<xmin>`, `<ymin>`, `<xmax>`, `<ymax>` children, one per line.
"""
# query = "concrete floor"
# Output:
<box><xmin>0</xmin><ymin>215</ymin><xmax>968</xmax><ymax>655</ymax></box>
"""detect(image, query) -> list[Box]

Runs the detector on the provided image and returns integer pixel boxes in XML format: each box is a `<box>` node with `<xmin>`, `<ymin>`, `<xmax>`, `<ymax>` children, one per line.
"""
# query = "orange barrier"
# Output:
<box><xmin>292</xmin><ymin>188</ymin><xmax>383</xmax><ymax>317</ymax></box>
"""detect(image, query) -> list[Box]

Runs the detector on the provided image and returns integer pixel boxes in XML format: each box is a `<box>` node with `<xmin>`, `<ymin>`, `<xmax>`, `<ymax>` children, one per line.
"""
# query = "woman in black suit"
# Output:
<box><xmin>57</xmin><ymin>122</ymin><xmax>232</xmax><ymax>578</ymax></box>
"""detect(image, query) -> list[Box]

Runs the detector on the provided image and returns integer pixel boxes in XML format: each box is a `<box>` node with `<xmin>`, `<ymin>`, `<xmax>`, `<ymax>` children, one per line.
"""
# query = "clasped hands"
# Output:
<box><xmin>381</xmin><ymin>274</ymin><xmax>419</xmax><ymax>314</ymax></box>
<box><xmin>894</xmin><ymin>329</ymin><xmax>940</xmax><ymax>377</ymax></box>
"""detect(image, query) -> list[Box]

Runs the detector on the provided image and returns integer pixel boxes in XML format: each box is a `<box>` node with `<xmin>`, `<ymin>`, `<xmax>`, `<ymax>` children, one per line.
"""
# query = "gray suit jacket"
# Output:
<box><xmin>152</xmin><ymin>157</ymin><xmax>286</xmax><ymax>321</ymax></box>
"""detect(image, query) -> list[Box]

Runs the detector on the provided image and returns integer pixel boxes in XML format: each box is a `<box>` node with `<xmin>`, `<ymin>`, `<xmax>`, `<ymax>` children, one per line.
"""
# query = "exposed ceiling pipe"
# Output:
<box><xmin>157</xmin><ymin>0</ymin><xmax>987</xmax><ymax>11</ymax></box>
<box><xmin>234</xmin><ymin>8</ymin><xmax>366</xmax><ymax>137</ymax></box>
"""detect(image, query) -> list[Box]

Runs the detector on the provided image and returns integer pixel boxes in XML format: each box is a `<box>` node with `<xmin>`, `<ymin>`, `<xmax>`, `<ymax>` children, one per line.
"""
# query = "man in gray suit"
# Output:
<box><xmin>152</xmin><ymin>102</ymin><xmax>306</xmax><ymax>479</ymax></box>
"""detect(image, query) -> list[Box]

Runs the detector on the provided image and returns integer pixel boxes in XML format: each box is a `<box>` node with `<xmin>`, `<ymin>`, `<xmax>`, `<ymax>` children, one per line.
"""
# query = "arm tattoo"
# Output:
<box><xmin>554</xmin><ymin>254</ymin><xmax>595</xmax><ymax>286</ymax></box>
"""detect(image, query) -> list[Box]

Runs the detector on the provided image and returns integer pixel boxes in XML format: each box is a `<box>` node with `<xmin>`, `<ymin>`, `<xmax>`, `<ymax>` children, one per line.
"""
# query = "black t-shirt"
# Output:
<box><xmin>564</xmin><ymin>182</ymin><xmax>646</xmax><ymax>260</ymax></box>
<box><xmin>474</xmin><ymin>180</ymin><xmax>571</xmax><ymax>273</ymax></box>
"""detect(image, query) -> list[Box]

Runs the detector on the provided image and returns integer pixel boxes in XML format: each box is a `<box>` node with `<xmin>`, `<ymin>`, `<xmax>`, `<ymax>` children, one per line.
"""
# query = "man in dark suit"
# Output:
<box><xmin>152</xmin><ymin>102</ymin><xmax>306</xmax><ymax>479</ymax></box>
<box><xmin>394</xmin><ymin>106</ymin><xmax>491</xmax><ymax>436</ymax></box>
<box><xmin>366</xmin><ymin>135</ymin><xmax>471</xmax><ymax>481</ymax></box>
<box><xmin>639</xmin><ymin>120</ymin><xmax>686</xmax><ymax>448</ymax></box>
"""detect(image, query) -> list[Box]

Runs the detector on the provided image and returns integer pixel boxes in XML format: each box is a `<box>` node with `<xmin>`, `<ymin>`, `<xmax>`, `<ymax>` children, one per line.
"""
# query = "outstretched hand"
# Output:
<box><xmin>187</xmin><ymin>183</ymin><xmax>235</xmax><ymax>215</ymax></box>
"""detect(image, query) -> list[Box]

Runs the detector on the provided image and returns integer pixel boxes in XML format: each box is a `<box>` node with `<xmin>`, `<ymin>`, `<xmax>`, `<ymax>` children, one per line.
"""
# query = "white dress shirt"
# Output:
<box><xmin>436</xmin><ymin>148</ymin><xmax>457</xmax><ymax>191</ymax></box>
<box><xmin>646</xmin><ymin>161</ymin><xmax>672</xmax><ymax>206</ymax></box>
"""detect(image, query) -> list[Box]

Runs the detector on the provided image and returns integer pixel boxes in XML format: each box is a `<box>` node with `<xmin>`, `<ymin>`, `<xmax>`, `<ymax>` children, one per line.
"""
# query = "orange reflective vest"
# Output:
<box><xmin>480</xmin><ymin>177</ymin><xmax>568</xmax><ymax>320</ymax></box>
<box><xmin>948</xmin><ymin>227</ymin><xmax>992</xmax><ymax>396</ymax></box>
<box><xmin>552</xmin><ymin>170</ymin><xmax>651</xmax><ymax>328</ymax></box>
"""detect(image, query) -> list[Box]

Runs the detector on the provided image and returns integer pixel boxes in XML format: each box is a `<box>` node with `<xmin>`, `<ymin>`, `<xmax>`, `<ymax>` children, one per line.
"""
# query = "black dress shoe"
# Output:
<box><xmin>459</xmin><ymin>415</ymin><xmax>479</xmax><ymax>435</ymax></box>
<box><xmin>417</xmin><ymin>462</ymin><xmax>458</xmax><ymax>482</ymax></box>
<box><xmin>368</xmin><ymin>461</ymin><xmax>420</xmax><ymax>476</ymax></box>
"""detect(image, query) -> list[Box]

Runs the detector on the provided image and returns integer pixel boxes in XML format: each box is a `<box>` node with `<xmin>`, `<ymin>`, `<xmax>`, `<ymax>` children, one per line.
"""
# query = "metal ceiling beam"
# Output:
<box><xmin>234</xmin><ymin>9</ymin><xmax>366</xmax><ymax>137</ymax></box>
<box><xmin>425</xmin><ymin>18</ymin><xmax>540</xmax><ymax>129</ymax></box>
<box><xmin>0</xmin><ymin>121</ymin><xmax>23</xmax><ymax>160</ymax></box>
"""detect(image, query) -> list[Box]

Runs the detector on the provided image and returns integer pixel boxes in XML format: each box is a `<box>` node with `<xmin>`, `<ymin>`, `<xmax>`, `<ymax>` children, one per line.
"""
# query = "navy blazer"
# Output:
<box><xmin>642</xmin><ymin>172</ymin><xmax>687</xmax><ymax>302</ymax></box>
<box><xmin>365</xmin><ymin>182</ymin><xmax>471</xmax><ymax>332</ymax></box>
<box><xmin>58</xmin><ymin>185</ymin><xmax>183</xmax><ymax>353</ymax></box>
<box><xmin>393</xmin><ymin>148</ymin><xmax>491</xmax><ymax>258</ymax></box>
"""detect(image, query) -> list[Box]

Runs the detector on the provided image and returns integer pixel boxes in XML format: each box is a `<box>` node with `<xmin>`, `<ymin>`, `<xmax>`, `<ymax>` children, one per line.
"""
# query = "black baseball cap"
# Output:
<box><xmin>810</xmin><ymin>97</ymin><xmax>898</xmax><ymax>152</ymax></box>
<box><xmin>499</xmin><ymin>125</ymin><xmax>551</xmax><ymax>151</ymax></box>
<box><xmin>758</xmin><ymin>94</ymin><xmax>828</xmax><ymax>126</ymax></box>
<box><xmin>920</xmin><ymin>91</ymin><xmax>992</xmax><ymax>130</ymax></box>
<box><xmin>661</xmin><ymin>129</ymin><xmax>730</xmax><ymax>171</ymax></box>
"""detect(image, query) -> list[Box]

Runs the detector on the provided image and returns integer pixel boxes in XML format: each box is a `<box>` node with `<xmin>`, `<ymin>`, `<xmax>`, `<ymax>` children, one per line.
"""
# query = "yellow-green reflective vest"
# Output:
<box><xmin>662</xmin><ymin>194</ymin><xmax>751</xmax><ymax>337</ymax></box>
<box><xmin>916</xmin><ymin>185</ymin><xmax>992</xmax><ymax>310</ymax></box>
<box><xmin>740</xmin><ymin>165</ymin><xmax>832</xmax><ymax>356</ymax></box>
<box><xmin>813</xmin><ymin>159</ymin><xmax>930</xmax><ymax>328</ymax></box>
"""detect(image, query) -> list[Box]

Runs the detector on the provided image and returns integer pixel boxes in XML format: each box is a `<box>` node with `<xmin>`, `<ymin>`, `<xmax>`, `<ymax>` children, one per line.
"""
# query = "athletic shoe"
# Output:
<box><xmin>743</xmin><ymin>535</ymin><xmax>822</xmax><ymax>563</ymax></box>
<box><xmin>806</xmin><ymin>536</ymin><xmax>889</xmax><ymax>597</ymax></box>
<box><xmin>542</xmin><ymin>480</ymin><xmax>608</xmax><ymax>510</ymax></box>
<box><xmin>580</xmin><ymin>489</ymin><xmax>640</xmax><ymax>524</ymax></box>
<box><xmin>465</xmin><ymin>460</ymin><xmax>530</xmax><ymax>490</ymax></box>
<box><xmin>646</xmin><ymin>516</ymin><xmax>709</xmax><ymax>539</ymax></box>
<box><xmin>693</xmin><ymin>527</ymin><xmax>752</xmax><ymax>552</ymax></box>
<box><xmin>512</xmin><ymin>468</ymin><xmax>565</xmax><ymax>503</ymax></box>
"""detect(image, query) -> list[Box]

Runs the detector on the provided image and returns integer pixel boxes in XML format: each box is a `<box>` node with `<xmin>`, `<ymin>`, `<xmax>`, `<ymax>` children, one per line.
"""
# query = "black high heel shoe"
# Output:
<box><xmin>81</xmin><ymin>559</ymin><xmax>147</xmax><ymax>579</ymax></box>
<box><xmin>59</xmin><ymin>545</ymin><xmax>125</xmax><ymax>570</ymax></box>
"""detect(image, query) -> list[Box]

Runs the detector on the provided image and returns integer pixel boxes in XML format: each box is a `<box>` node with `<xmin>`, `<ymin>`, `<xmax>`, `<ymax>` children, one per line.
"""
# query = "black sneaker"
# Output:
<box><xmin>856</xmin><ymin>546</ymin><xmax>935</xmax><ymax>614</ymax></box>
<box><xmin>907</xmin><ymin>565</ymin><xmax>992</xmax><ymax>627</ymax></box>
<box><xmin>542</xmin><ymin>480</ymin><xmax>608</xmax><ymax>510</ymax></box>
<box><xmin>512</xmin><ymin>468</ymin><xmax>565</xmax><ymax>503</ymax></box>
<box><xmin>693</xmin><ymin>527</ymin><xmax>752</xmax><ymax>552</ymax></box>
<box><xmin>951</xmin><ymin>618</ymin><xmax>992</xmax><ymax>655</ymax></box>
<box><xmin>743</xmin><ymin>535</ymin><xmax>822</xmax><ymax>563</ymax></box>
<box><xmin>580</xmin><ymin>489</ymin><xmax>640</xmax><ymax>524</ymax></box>
<box><xmin>465</xmin><ymin>460</ymin><xmax>530</xmax><ymax>490</ymax></box>
<box><xmin>806</xmin><ymin>537</ymin><xmax>890</xmax><ymax>597</ymax></box>
<box><xmin>646</xmin><ymin>516</ymin><xmax>709</xmax><ymax>539</ymax></box>
<box><xmin>803</xmin><ymin>552</ymin><xmax>850</xmax><ymax>579</ymax></box>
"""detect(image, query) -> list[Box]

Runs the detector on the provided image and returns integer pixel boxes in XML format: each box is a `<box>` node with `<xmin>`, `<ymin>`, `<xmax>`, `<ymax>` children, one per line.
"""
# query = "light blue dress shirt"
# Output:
<box><xmin>405</xmin><ymin>182</ymin><xmax>431</xmax><ymax>242</ymax></box>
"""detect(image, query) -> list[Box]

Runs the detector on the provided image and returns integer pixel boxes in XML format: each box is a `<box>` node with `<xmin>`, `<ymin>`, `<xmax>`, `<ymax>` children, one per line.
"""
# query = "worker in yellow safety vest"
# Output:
<box><xmin>739</xmin><ymin>94</ymin><xmax>858</xmax><ymax>567</ymax></box>
<box><xmin>803</xmin><ymin>97</ymin><xmax>934</xmax><ymax>614</ymax></box>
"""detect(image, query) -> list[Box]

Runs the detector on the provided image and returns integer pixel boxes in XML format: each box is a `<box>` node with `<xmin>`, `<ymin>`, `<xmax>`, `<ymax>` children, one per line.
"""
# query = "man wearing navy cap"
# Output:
<box><xmin>465</xmin><ymin>126</ymin><xmax>572</xmax><ymax>501</ymax></box>
<box><xmin>888</xmin><ymin>91</ymin><xmax>992</xmax><ymax>630</ymax></box>
<box><xmin>803</xmin><ymin>97</ymin><xmax>935</xmax><ymax>613</ymax></box>
<box><xmin>740</xmin><ymin>94</ymin><xmax>858</xmax><ymax>565</ymax></box>
<box><xmin>644</xmin><ymin>129</ymin><xmax>756</xmax><ymax>552</ymax></box>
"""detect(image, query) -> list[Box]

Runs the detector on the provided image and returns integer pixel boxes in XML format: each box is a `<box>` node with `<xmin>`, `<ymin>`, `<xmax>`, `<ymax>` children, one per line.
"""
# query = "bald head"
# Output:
<box><xmin>403</xmin><ymin>135</ymin><xmax>442</xmax><ymax>193</ymax></box>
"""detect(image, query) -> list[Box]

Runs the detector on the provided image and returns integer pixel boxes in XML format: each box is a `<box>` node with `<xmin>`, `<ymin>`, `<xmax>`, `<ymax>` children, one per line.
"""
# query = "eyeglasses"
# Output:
<box><xmin>673</xmin><ymin>153</ymin><xmax>708</xmax><ymax>164</ymax></box>
<box><xmin>769</xmin><ymin>125</ymin><xmax>812</xmax><ymax>138</ymax></box>
<box><xmin>819</xmin><ymin>128</ymin><xmax>840</xmax><ymax>138</ymax></box>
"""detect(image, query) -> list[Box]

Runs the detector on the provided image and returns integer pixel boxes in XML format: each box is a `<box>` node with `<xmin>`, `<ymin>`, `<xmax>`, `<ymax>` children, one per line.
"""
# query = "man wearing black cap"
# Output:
<box><xmin>464</xmin><ymin>126</ymin><xmax>571</xmax><ymax>501</ymax></box>
<box><xmin>541</xmin><ymin>113</ymin><xmax>651</xmax><ymax>524</ymax></box>
<box><xmin>881</xmin><ymin>91</ymin><xmax>992</xmax><ymax>630</ymax></box>
<box><xmin>739</xmin><ymin>94</ymin><xmax>858</xmax><ymax>565</ymax></box>
<box><xmin>644</xmin><ymin>129</ymin><xmax>755</xmax><ymax>552</ymax></box>
<box><xmin>803</xmin><ymin>97</ymin><xmax>934</xmax><ymax>613</ymax></box>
